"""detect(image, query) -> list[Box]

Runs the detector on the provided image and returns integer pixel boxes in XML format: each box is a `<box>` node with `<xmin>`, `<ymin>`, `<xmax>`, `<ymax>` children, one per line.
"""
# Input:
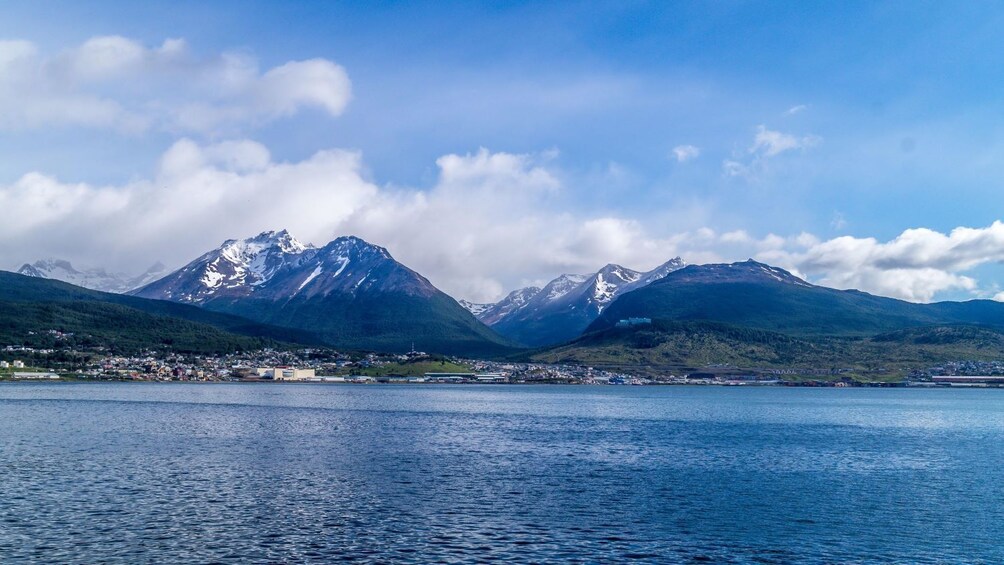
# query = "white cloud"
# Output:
<box><xmin>724</xmin><ymin>124</ymin><xmax>822</xmax><ymax>178</ymax></box>
<box><xmin>722</xmin><ymin>159</ymin><xmax>748</xmax><ymax>177</ymax></box>
<box><xmin>0</xmin><ymin>142</ymin><xmax>691</xmax><ymax>302</ymax></box>
<box><xmin>757</xmin><ymin>223</ymin><xmax>1004</xmax><ymax>302</ymax></box>
<box><xmin>5</xmin><ymin>135</ymin><xmax>1004</xmax><ymax>305</ymax></box>
<box><xmin>0</xmin><ymin>139</ymin><xmax>376</xmax><ymax>278</ymax></box>
<box><xmin>785</xmin><ymin>104</ymin><xmax>808</xmax><ymax>115</ymax></box>
<box><xmin>750</xmin><ymin>125</ymin><xmax>820</xmax><ymax>157</ymax></box>
<box><xmin>821</xmin><ymin>267</ymin><xmax>976</xmax><ymax>303</ymax></box>
<box><xmin>671</xmin><ymin>144</ymin><xmax>700</xmax><ymax>162</ymax></box>
<box><xmin>0</xmin><ymin>36</ymin><xmax>351</xmax><ymax>133</ymax></box>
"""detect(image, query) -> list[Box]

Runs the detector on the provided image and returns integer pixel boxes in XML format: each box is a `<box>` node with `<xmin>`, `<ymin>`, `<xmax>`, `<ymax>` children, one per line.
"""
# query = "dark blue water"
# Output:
<box><xmin>1</xmin><ymin>384</ymin><xmax>1003</xmax><ymax>563</ymax></box>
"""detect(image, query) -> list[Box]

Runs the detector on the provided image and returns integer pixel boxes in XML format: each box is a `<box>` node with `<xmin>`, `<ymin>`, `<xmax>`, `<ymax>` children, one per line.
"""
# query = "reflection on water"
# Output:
<box><xmin>1</xmin><ymin>384</ymin><xmax>1003</xmax><ymax>563</ymax></box>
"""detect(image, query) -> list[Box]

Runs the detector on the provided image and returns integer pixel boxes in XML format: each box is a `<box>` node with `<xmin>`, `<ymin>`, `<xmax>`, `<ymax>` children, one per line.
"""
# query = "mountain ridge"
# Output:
<box><xmin>587</xmin><ymin>259</ymin><xmax>1004</xmax><ymax>337</ymax></box>
<box><xmin>17</xmin><ymin>259</ymin><xmax>167</xmax><ymax>294</ymax></box>
<box><xmin>474</xmin><ymin>257</ymin><xmax>686</xmax><ymax>347</ymax></box>
<box><xmin>132</xmin><ymin>230</ymin><xmax>514</xmax><ymax>355</ymax></box>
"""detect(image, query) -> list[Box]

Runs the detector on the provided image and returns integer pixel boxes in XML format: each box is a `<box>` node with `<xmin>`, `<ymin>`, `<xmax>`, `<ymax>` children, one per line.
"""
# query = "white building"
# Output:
<box><xmin>13</xmin><ymin>372</ymin><xmax>59</xmax><ymax>380</ymax></box>
<box><xmin>255</xmin><ymin>367</ymin><xmax>316</xmax><ymax>381</ymax></box>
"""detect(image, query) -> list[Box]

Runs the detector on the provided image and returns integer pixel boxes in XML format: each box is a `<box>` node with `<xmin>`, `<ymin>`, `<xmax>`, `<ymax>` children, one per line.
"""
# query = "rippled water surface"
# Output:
<box><xmin>2</xmin><ymin>383</ymin><xmax>1003</xmax><ymax>563</ymax></box>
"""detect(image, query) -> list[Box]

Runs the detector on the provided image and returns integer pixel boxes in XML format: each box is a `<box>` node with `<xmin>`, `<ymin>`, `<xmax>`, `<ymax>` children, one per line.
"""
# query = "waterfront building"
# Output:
<box><xmin>255</xmin><ymin>367</ymin><xmax>316</xmax><ymax>381</ymax></box>
<box><xmin>12</xmin><ymin>372</ymin><xmax>59</xmax><ymax>380</ymax></box>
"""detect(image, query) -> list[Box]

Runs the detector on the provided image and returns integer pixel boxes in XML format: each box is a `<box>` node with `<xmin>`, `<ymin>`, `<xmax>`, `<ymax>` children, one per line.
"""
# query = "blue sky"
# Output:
<box><xmin>2</xmin><ymin>1</ymin><xmax>1004</xmax><ymax>302</ymax></box>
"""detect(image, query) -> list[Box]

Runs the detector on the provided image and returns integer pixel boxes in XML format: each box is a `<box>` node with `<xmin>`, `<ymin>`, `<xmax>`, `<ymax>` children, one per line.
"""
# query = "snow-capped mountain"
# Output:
<box><xmin>136</xmin><ymin>230</ymin><xmax>444</xmax><ymax>304</ymax></box>
<box><xmin>474</xmin><ymin>257</ymin><xmax>686</xmax><ymax>347</ymax></box>
<box><xmin>16</xmin><ymin>259</ymin><xmax>167</xmax><ymax>294</ymax></box>
<box><xmin>474</xmin><ymin>286</ymin><xmax>544</xmax><ymax>325</ymax></box>
<box><xmin>135</xmin><ymin>230</ymin><xmax>315</xmax><ymax>303</ymax></box>
<box><xmin>624</xmin><ymin>256</ymin><xmax>686</xmax><ymax>290</ymax></box>
<box><xmin>132</xmin><ymin>230</ymin><xmax>511</xmax><ymax>355</ymax></box>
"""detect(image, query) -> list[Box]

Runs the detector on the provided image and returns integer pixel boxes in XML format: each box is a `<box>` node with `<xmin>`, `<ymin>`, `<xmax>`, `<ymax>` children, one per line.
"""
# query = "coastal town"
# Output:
<box><xmin>5</xmin><ymin>341</ymin><xmax>1004</xmax><ymax>387</ymax></box>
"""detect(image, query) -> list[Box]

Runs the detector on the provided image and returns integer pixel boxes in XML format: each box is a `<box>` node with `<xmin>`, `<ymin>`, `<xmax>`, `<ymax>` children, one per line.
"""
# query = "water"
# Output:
<box><xmin>1</xmin><ymin>384</ymin><xmax>1003</xmax><ymax>563</ymax></box>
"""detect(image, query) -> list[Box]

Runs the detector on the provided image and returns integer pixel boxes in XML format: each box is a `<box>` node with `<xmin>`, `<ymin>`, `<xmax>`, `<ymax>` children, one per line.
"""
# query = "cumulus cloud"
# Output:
<box><xmin>0</xmin><ymin>36</ymin><xmax>351</xmax><ymax>133</ymax></box>
<box><xmin>0</xmin><ymin>142</ymin><xmax>696</xmax><ymax>302</ymax></box>
<box><xmin>755</xmin><ymin>223</ymin><xmax>1004</xmax><ymax>302</ymax></box>
<box><xmin>671</xmin><ymin>144</ymin><xmax>700</xmax><ymax>162</ymax></box>
<box><xmin>0</xmin><ymin>139</ymin><xmax>376</xmax><ymax>277</ymax></box>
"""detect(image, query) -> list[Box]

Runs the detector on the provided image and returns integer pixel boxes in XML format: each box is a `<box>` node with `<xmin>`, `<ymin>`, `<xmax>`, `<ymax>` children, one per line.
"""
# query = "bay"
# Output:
<box><xmin>1</xmin><ymin>383</ymin><xmax>1002</xmax><ymax>563</ymax></box>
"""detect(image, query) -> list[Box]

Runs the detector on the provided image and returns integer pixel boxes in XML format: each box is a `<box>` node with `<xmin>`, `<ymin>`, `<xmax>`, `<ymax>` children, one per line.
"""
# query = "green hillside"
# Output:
<box><xmin>0</xmin><ymin>301</ymin><xmax>278</xmax><ymax>354</ymax></box>
<box><xmin>203</xmin><ymin>291</ymin><xmax>519</xmax><ymax>357</ymax></box>
<box><xmin>553</xmin><ymin>262</ymin><xmax>1004</xmax><ymax>378</ymax></box>
<box><xmin>533</xmin><ymin>320</ymin><xmax>1004</xmax><ymax>378</ymax></box>
<box><xmin>0</xmin><ymin>271</ymin><xmax>315</xmax><ymax>353</ymax></box>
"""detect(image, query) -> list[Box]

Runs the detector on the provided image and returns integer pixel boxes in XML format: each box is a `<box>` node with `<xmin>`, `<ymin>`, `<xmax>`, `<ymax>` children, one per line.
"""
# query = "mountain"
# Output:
<box><xmin>0</xmin><ymin>271</ymin><xmax>315</xmax><ymax>354</ymax></box>
<box><xmin>132</xmin><ymin>231</ymin><xmax>515</xmax><ymax>355</ymax></box>
<box><xmin>17</xmin><ymin>259</ymin><xmax>168</xmax><ymax>293</ymax></box>
<box><xmin>587</xmin><ymin>259</ymin><xmax>1004</xmax><ymax>337</ymax></box>
<box><xmin>475</xmin><ymin>258</ymin><xmax>686</xmax><ymax>347</ymax></box>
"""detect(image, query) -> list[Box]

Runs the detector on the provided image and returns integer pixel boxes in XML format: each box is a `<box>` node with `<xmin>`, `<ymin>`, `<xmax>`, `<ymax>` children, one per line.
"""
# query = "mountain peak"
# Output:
<box><xmin>638</xmin><ymin>257</ymin><xmax>687</xmax><ymax>283</ymax></box>
<box><xmin>596</xmin><ymin>263</ymin><xmax>641</xmax><ymax>281</ymax></box>
<box><xmin>322</xmin><ymin>235</ymin><xmax>393</xmax><ymax>263</ymax></box>
<box><xmin>660</xmin><ymin>260</ymin><xmax>811</xmax><ymax>287</ymax></box>
<box><xmin>662</xmin><ymin>256</ymin><xmax>686</xmax><ymax>268</ymax></box>
<box><xmin>17</xmin><ymin>263</ymin><xmax>45</xmax><ymax>277</ymax></box>
<box><xmin>245</xmin><ymin>229</ymin><xmax>310</xmax><ymax>254</ymax></box>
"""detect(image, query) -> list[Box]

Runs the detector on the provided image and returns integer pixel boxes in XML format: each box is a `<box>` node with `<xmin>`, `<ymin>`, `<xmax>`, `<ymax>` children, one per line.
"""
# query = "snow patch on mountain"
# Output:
<box><xmin>589</xmin><ymin>265</ymin><xmax>644</xmax><ymax>311</ymax></box>
<box><xmin>458</xmin><ymin>300</ymin><xmax>492</xmax><ymax>317</ymax></box>
<box><xmin>297</xmin><ymin>265</ymin><xmax>324</xmax><ymax>293</ymax></box>
<box><xmin>545</xmin><ymin>274</ymin><xmax>588</xmax><ymax>301</ymax></box>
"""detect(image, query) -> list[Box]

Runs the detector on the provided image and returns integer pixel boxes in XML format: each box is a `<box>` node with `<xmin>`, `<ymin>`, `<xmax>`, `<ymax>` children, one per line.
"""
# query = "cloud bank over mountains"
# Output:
<box><xmin>3</xmin><ymin>136</ymin><xmax>1003</xmax><ymax>304</ymax></box>
<box><xmin>1</xmin><ymin>35</ymin><xmax>1003</xmax><ymax>304</ymax></box>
